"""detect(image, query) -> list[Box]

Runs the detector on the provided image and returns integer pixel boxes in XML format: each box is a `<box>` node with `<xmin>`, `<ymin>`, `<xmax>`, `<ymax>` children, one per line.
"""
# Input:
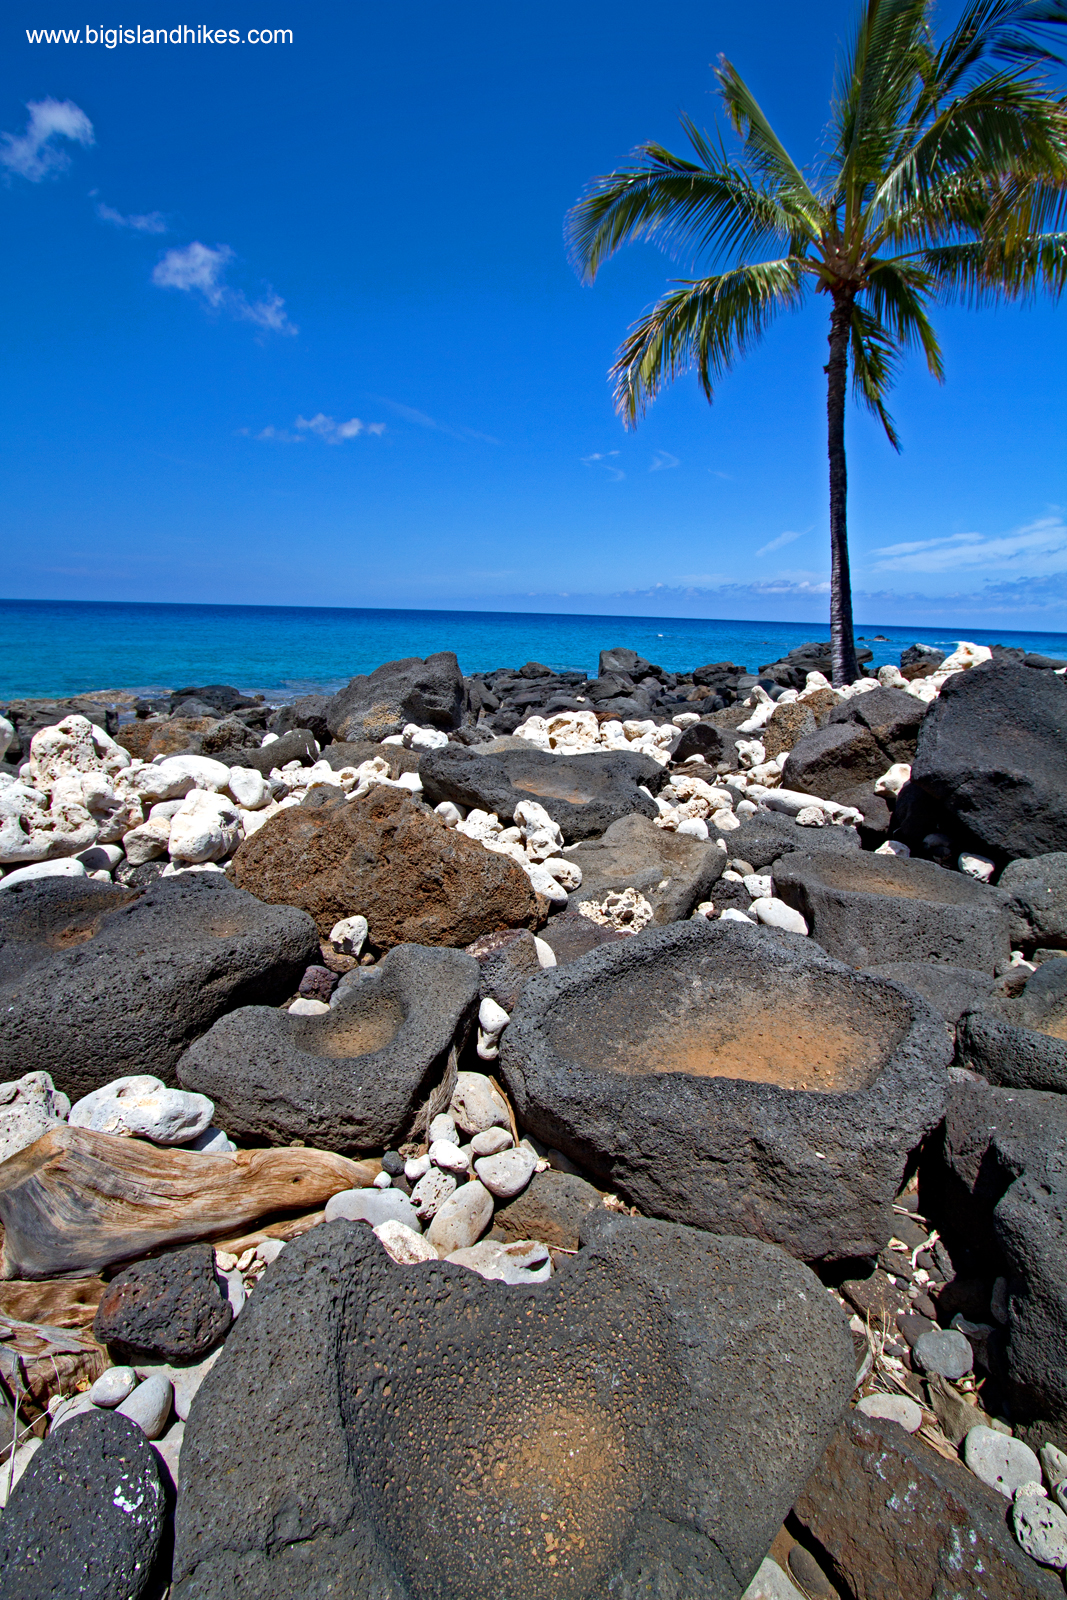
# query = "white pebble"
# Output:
<box><xmin>374</xmin><ymin>1218</ymin><xmax>438</xmax><ymax>1264</ymax></box>
<box><xmin>429</xmin><ymin>1138</ymin><xmax>470</xmax><ymax>1174</ymax></box>
<box><xmin>471</xmin><ymin>1126</ymin><xmax>513</xmax><ymax>1156</ymax></box>
<box><xmin>533</xmin><ymin>936</ymin><xmax>557</xmax><ymax>969</ymax></box>
<box><xmin>373</xmin><ymin>1170</ymin><xmax>392</xmax><ymax>1188</ymax></box>
<box><xmin>856</xmin><ymin>1392</ymin><xmax>923</xmax><ymax>1433</ymax></box>
<box><xmin>89</xmin><ymin>1367</ymin><xmax>138</xmax><ymax>1408</ymax></box>
<box><xmin>288</xmin><ymin>997</ymin><xmax>330</xmax><ymax>1016</ymax></box>
<box><xmin>405</xmin><ymin>1153</ymin><xmax>432</xmax><ymax>1182</ymax></box>
<box><xmin>116</xmin><ymin>1374</ymin><xmax>173</xmax><ymax>1440</ymax></box>
<box><xmin>749</xmin><ymin>897</ymin><xmax>808</xmax><ymax>936</ymax></box>
<box><xmin>1013</xmin><ymin>1484</ymin><xmax>1067</xmax><ymax>1568</ymax></box>
<box><xmin>959</xmin><ymin>852</ymin><xmax>995</xmax><ymax>883</ymax></box>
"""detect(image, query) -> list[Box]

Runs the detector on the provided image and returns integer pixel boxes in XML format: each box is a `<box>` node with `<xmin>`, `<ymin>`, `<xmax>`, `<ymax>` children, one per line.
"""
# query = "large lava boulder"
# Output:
<box><xmin>863</xmin><ymin>961</ymin><xmax>1000</xmax><ymax>1027</ymax></box>
<box><xmin>999</xmin><ymin>852</ymin><xmax>1067</xmax><ymax>954</ymax></box>
<box><xmin>173</xmin><ymin>1215</ymin><xmax>854</xmax><ymax>1600</ymax></box>
<box><xmin>499</xmin><ymin>920</ymin><xmax>950</xmax><ymax>1262</ymax></box>
<box><xmin>771</xmin><ymin>848</ymin><xmax>1010</xmax><ymax>972</ymax></box>
<box><xmin>419</xmin><ymin>743</ymin><xmax>667</xmax><ymax>842</ymax></box>
<box><xmin>725</xmin><ymin>810</ymin><xmax>862</xmax><ymax>870</ymax></box>
<box><xmin>566</xmin><ymin>813</ymin><xmax>725</xmax><ymax>923</ymax></box>
<box><xmin>231</xmin><ymin>785</ymin><xmax>542</xmax><ymax>947</ymax></box>
<box><xmin>955</xmin><ymin>957</ymin><xmax>1067</xmax><ymax>1093</ymax></box>
<box><xmin>0</xmin><ymin>1409</ymin><xmax>169</xmax><ymax>1600</ymax></box>
<box><xmin>94</xmin><ymin>1241</ymin><xmax>233</xmax><ymax>1360</ymax></box>
<box><xmin>178</xmin><ymin>944</ymin><xmax>480</xmax><ymax>1152</ymax></box>
<box><xmin>910</xmin><ymin>661</ymin><xmax>1067</xmax><ymax>861</ymax></box>
<box><xmin>0</xmin><ymin>874</ymin><xmax>318</xmax><ymax>1101</ymax></box>
<box><xmin>212</xmin><ymin>727</ymin><xmax>319</xmax><ymax>774</ymax></box>
<box><xmin>326</xmin><ymin>652</ymin><xmax>466</xmax><ymax>742</ymax></box>
<box><xmin>782</xmin><ymin>688</ymin><xmax>926</xmax><ymax>803</ymax></box>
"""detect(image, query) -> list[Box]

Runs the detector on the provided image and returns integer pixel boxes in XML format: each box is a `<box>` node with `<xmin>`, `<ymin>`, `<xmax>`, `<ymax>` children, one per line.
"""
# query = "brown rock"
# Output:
<box><xmin>793</xmin><ymin>1411</ymin><xmax>1062</xmax><ymax>1599</ymax></box>
<box><xmin>232</xmin><ymin>786</ymin><xmax>542</xmax><ymax>948</ymax></box>
<box><xmin>0</xmin><ymin>1125</ymin><xmax>374</xmax><ymax>1279</ymax></box>
<box><xmin>115</xmin><ymin>717</ymin><xmax>214</xmax><ymax>760</ymax></box>
<box><xmin>840</xmin><ymin>1269</ymin><xmax>908</xmax><ymax>1328</ymax></box>
<box><xmin>804</xmin><ymin>687</ymin><xmax>840</xmax><ymax>727</ymax></box>
<box><xmin>493</xmin><ymin>1169</ymin><xmax>604</xmax><ymax>1250</ymax></box>
<box><xmin>762</xmin><ymin>701</ymin><xmax>817</xmax><ymax>761</ymax></box>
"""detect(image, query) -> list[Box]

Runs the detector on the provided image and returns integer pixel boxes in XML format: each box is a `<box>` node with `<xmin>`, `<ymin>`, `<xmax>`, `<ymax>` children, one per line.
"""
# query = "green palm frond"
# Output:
<box><xmin>713</xmin><ymin>58</ymin><xmax>822</xmax><ymax>211</ymax></box>
<box><xmin>924</xmin><ymin>231</ymin><xmax>1067</xmax><ymax>299</ymax></box>
<box><xmin>865</xmin><ymin>258</ymin><xmax>945</xmax><ymax>377</ymax></box>
<box><xmin>609</xmin><ymin>260</ymin><xmax>803</xmax><ymax>424</ymax></box>
<box><xmin>849</xmin><ymin>302</ymin><xmax>904</xmax><ymax>448</ymax></box>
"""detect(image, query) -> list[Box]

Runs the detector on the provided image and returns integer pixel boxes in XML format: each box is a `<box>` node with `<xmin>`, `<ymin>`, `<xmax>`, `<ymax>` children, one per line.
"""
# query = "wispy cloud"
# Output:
<box><xmin>1</xmin><ymin>98</ymin><xmax>93</xmax><ymax>182</ymax></box>
<box><xmin>871</xmin><ymin>514</ymin><xmax>1067</xmax><ymax>575</ymax></box>
<box><xmin>95</xmin><ymin>199</ymin><xmax>166</xmax><ymax>233</ymax></box>
<box><xmin>372</xmin><ymin>398</ymin><xmax>499</xmax><ymax>445</ymax></box>
<box><xmin>582</xmin><ymin>451</ymin><xmax>625</xmax><ymax>482</ymax></box>
<box><xmin>650</xmin><ymin>451</ymin><xmax>679</xmax><ymax>472</ymax></box>
<box><xmin>756</xmin><ymin>527</ymin><xmax>808</xmax><ymax>557</ymax></box>
<box><xmin>151</xmin><ymin>241</ymin><xmax>297</xmax><ymax>335</ymax></box>
<box><xmin>242</xmin><ymin>412</ymin><xmax>385</xmax><ymax>444</ymax></box>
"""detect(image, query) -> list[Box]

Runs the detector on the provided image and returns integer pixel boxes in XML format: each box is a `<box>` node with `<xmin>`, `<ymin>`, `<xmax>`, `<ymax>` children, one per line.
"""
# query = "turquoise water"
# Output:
<box><xmin>2</xmin><ymin>598</ymin><xmax>1066</xmax><ymax>702</ymax></box>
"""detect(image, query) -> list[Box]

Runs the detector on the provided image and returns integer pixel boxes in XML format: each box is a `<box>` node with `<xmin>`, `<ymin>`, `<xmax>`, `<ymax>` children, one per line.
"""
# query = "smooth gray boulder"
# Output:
<box><xmin>178</xmin><ymin>943</ymin><xmax>480</xmax><ymax>1153</ymax></box>
<box><xmin>499</xmin><ymin>919</ymin><xmax>950</xmax><ymax>1262</ymax></box>
<box><xmin>0</xmin><ymin>875</ymin><xmax>319</xmax><ymax>1101</ymax></box>
<box><xmin>326</xmin><ymin>652</ymin><xmax>466</xmax><ymax>742</ymax></box>
<box><xmin>956</xmin><ymin>958</ymin><xmax>1067</xmax><ymax>1093</ymax></box>
<box><xmin>172</xmin><ymin>1214</ymin><xmax>854</xmax><ymax>1600</ymax></box>
<box><xmin>566</xmin><ymin>812</ymin><xmax>725</xmax><ymax>923</ymax></box>
<box><xmin>771</xmin><ymin>849</ymin><xmax>1010</xmax><ymax>971</ymax></box>
<box><xmin>419</xmin><ymin>743</ymin><xmax>667</xmax><ymax>842</ymax></box>
<box><xmin>1000</xmin><ymin>852</ymin><xmax>1067</xmax><ymax>954</ymax></box>
<box><xmin>0</xmin><ymin>1409</ymin><xmax>169</xmax><ymax>1600</ymax></box>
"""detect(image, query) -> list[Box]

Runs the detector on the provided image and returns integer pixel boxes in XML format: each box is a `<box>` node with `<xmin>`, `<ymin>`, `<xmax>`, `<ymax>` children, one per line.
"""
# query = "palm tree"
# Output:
<box><xmin>566</xmin><ymin>0</ymin><xmax>1067</xmax><ymax>684</ymax></box>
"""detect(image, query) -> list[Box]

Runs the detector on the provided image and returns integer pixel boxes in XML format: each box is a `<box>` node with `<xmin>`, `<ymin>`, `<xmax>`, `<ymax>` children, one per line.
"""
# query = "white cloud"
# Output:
<box><xmin>871</xmin><ymin>515</ymin><xmax>1067</xmax><ymax>575</ymax></box>
<box><xmin>373</xmin><ymin>397</ymin><xmax>499</xmax><ymax>445</ymax></box>
<box><xmin>152</xmin><ymin>240</ymin><xmax>297</xmax><ymax>335</ymax></box>
<box><xmin>249</xmin><ymin>413</ymin><xmax>385</xmax><ymax>444</ymax></box>
<box><xmin>0</xmin><ymin>98</ymin><xmax>93</xmax><ymax>182</ymax></box>
<box><xmin>650</xmin><ymin>451</ymin><xmax>679</xmax><ymax>472</ymax></box>
<box><xmin>96</xmin><ymin>200</ymin><xmax>166</xmax><ymax>233</ymax></box>
<box><xmin>582</xmin><ymin>451</ymin><xmax>625</xmax><ymax>482</ymax></box>
<box><xmin>756</xmin><ymin>527</ymin><xmax>807</xmax><ymax>557</ymax></box>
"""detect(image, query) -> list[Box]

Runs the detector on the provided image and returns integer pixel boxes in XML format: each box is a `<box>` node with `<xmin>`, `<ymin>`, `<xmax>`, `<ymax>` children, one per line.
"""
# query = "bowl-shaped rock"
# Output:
<box><xmin>178</xmin><ymin>944</ymin><xmax>480</xmax><ymax>1152</ymax></box>
<box><xmin>956</xmin><ymin>957</ymin><xmax>1067</xmax><ymax>1093</ymax></box>
<box><xmin>772</xmin><ymin>848</ymin><xmax>1010</xmax><ymax>972</ymax></box>
<box><xmin>172</xmin><ymin>1215</ymin><xmax>854</xmax><ymax>1600</ymax></box>
<box><xmin>499</xmin><ymin>920</ymin><xmax>951</xmax><ymax>1262</ymax></box>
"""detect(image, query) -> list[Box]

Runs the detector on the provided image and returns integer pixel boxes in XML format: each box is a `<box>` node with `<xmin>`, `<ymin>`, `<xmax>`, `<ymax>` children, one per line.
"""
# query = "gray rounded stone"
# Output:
<box><xmin>913</xmin><ymin>1328</ymin><xmax>974</xmax><ymax>1380</ymax></box>
<box><xmin>178</xmin><ymin>943</ymin><xmax>480</xmax><ymax>1153</ymax></box>
<box><xmin>116</xmin><ymin>1374</ymin><xmax>173</xmax><ymax>1440</ymax></box>
<box><xmin>89</xmin><ymin>1366</ymin><xmax>138</xmax><ymax>1408</ymax></box>
<box><xmin>1013</xmin><ymin>1485</ymin><xmax>1067</xmax><ymax>1568</ymax></box>
<box><xmin>499</xmin><ymin>919</ymin><xmax>951</xmax><ymax>1262</ymax></box>
<box><xmin>324</xmin><ymin>1187</ymin><xmax>422</xmax><ymax>1233</ymax></box>
<box><xmin>964</xmin><ymin>1425</ymin><xmax>1042</xmax><ymax>1497</ymax></box>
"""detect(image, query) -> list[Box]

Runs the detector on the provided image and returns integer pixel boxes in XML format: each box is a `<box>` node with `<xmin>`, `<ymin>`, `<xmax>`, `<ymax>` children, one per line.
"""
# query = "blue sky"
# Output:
<box><xmin>2</xmin><ymin>1</ymin><xmax>1065</xmax><ymax>629</ymax></box>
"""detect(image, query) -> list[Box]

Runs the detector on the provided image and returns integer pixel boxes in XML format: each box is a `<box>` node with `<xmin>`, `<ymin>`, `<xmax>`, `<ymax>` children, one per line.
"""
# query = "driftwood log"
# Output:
<box><xmin>0</xmin><ymin>1126</ymin><xmax>374</xmax><ymax>1280</ymax></box>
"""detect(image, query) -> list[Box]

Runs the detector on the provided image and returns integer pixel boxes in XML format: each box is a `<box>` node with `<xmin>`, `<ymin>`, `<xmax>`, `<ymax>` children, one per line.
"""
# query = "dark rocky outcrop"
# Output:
<box><xmin>863</xmin><ymin>961</ymin><xmax>1000</xmax><ymax>1026</ymax></box>
<box><xmin>178</xmin><ymin>944</ymin><xmax>480</xmax><ymax>1153</ymax></box>
<box><xmin>0</xmin><ymin>1409</ymin><xmax>170</xmax><ymax>1600</ymax></box>
<box><xmin>726</xmin><ymin>811</ymin><xmax>862</xmax><ymax>870</ymax></box>
<box><xmin>782</xmin><ymin>688</ymin><xmax>925</xmax><ymax>803</ymax></box>
<box><xmin>0</xmin><ymin>875</ymin><xmax>318</xmax><ymax>1101</ymax></box>
<box><xmin>772</xmin><ymin>849</ymin><xmax>1010</xmax><ymax>972</ymax></box>
<box><xmin>1000</xmin><ymin>851</ymin><xmax>1067</xmax><ymax>953</ymax></box>
<box><xmin>566</xmin><ymin>813</ymin><xmax>725</xmax><ymax>923</ymax></box>
<box><xmin>464</xmin><ymin>927</ymin><xmax>542</xmax><ymax>1011</ymax></box>
<box><xmin>419</xmin><ymin>743</ymin><xmax>667</xmax><ymax>842</ymax></box>
<box><xmin>758</xmin><ymin>641</ymin><xmax>873</xmax><ymax>689</ymax></box>
<box><xmin>214</xmin><ymin>728</ymin><xmax>319</xmax><ymax>774</ymax></box>
<box><xmin>910</xmin><ymin>661</ymin><xmax>1067</xmax><ymax>862</ymax></box>
<box><xmin>500</xmin><ymin>920</ymin><xmax>950</xmax><ymax>1262</ymax></box>
<box><xmin>532</xmin><ymin>909</ymin><xmax>629</xmax><ymax>965</ymax></box>
<box><xmin>793</xmin><ymin>1410</ymin><xmax>1063</xmax><ymax>1599</ymax></box>
<box><xmin>93</xmin><ymin>1241</ymin><xmax>232</xmax><ymax>1360</ymax></box>
<box><xmin>232</xmin><ymin>785</ymin><xmax>542</xmax><ymax>948</ymax></box>
<box><xmin>326</xmin><ymin>653</ymin><xmax>466</xmax><ymax>742</ymax></box>
<box><xmin>173</xmin><ymin>1214</ymin><xmax>854</xmax><ymax>1600</ymax></box>
<box><xmin>267</xmin><ymin>694</ymin><xmax>332</xmax><ymax>744</ymax></box>
<box><xmin>955</xmin><ymin>957</ymin><xmax>1067</xmax><ymax>1093</ymax></box>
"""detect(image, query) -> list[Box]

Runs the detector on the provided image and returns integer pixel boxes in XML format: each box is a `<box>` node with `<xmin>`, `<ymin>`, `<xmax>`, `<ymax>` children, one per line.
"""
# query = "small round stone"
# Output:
<box><xmin>428</xmin><ymin>1138</ymin><xmax>470</xmax><ymax>1174</ymax></box>
<box><xmin>428</xmin><ymin>1113</ymin><xmax>458</xmax><ymax>1146</ymax></box>
<box><xmin>913</xmin><ymin>1327</ymin><xmax>973</xmax><ymax>1380</ymax></box>
<box><xmin>855</xmin><ymin>1392</ymin><xmax>923</xmax><ymax>1433</ymax></box>
<box><xmin>116</xmin><ymin>1374</ymin><xmax>173</xmax><ymax>1440</ymax></box>
<box><xmin>380</xmin><ymin>1150</ymin><xmax>405</xmax><ymax>1177</ymax></box>
<box><xmin>1013</xmin><ymin>1484</ymin><xmax>1067</xmax><ymax>1568</ymax></box>
<box><xmin>964</xmin><ymin>1425</ymin><xmax>1042</xmax><ymax>1499</ymax></box>
<box><xmin>89</xmin><ymin>1367</ymin><xmax>138</xmax><ymax>1409</ymax></box>
<box><xmin>470</xmin><ymin>1126</ymin><xmax>513</xmax><ymax>1157</ymax></box>
<box><xmin>372</xmin><ymin>1171</ymin><xmax>392</xmax><ymax>1189</ymax></box>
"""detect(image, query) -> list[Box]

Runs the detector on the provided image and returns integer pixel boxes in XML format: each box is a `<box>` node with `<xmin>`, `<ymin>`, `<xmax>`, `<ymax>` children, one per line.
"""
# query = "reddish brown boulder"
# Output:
<box><xmin>232</xmin><ymin>786</ymin><xmax>542</xmax><ymax>949</ymax></box>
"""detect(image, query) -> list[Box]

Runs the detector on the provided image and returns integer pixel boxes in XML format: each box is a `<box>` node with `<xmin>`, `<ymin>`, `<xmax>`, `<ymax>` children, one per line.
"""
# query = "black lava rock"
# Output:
<box><xmin>956</xmin><ymin>958</ymin><xmax>1067</xmax><ymax>1093</ymax></box>
<box><xmin>910</xmin><ymin>661</ymin><xmax>1067</xmax><ymax>862</ymax></box>
<box><xmin>0</xmin><ymin>874</ymin><xmax>319</xmax><ymax>1102</ymax></box>
<box><xmin>1000</xmin><ymin>852</ymin><xmax>1067</xmax><ymax>954</ymax></box>
<box><xmin>863</xmin><ymin>961</ymin><xmax>1000</xmax><ymax>1026</ymax></box>
<box><xmin>566</xmin><ymin>812</ymin><xmax>725</xmax><ymax>923</ymax></box>
<box><xmin>671</xmin><ymin>721</ymin><xmax>724</xmax><ymax>764</ymax></box>
<box><xmin>419</xmin><ymin>743</ymin><xmax>667</xmax><ymax>843</ymax></box>
<box><xmin>172</xmin><ymin>1214</ymin><xmax>854</xmax><ymax>1600</ymax></box>
<box><xmin>326</xmin><ymin>652</ymin><xmax>466</xmax><ymax>742</ymax></box>
<box><xmin>94</xmin><ymin>1241</ymin><xmax>232</xmax><ymax>1360</ymax></box>
<box><xmin>178</xmin><ymin>943</ymin><xmax>480</xmax><ymax>1152</ymax></box>
<box><xmin>464</xmin><ymin>927</ymin><xmax>542</xmax><ymax>1011</ymax></box>
<box><xmin>214</xmin><ymin>727</ymin><xmax>319</xmax><ymax>774</ymax></box>
<box><xmin>267</xmin><ymin>695</ymin><xmax>332</xmax><ymax>744</ymax></box>
<box><xmin>0</xmin><ymin>1409</ymin><xmax>169</xmax><ymax>1600</ymax></box>
<box><xmin>500</xmin><ymin>919</ymin><xmax>950</xmax><ymax>1262</ymax></box>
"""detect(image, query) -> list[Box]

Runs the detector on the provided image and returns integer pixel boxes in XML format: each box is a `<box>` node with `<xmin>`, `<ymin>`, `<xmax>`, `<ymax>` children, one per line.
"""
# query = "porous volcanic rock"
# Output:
<box><xmin>178</xmin><ymin>943</ymin><xmax>480</xmax><ymax>1152</ymax></box>
<box><xmin>323</xmin><ymin>740</ymin><xmax>421</xmax><ymax>777</ymax></box>
<box><xmin>793</xmin><ymin>1410</ymin><xmax>1063</xmax><ymax>1599</ymax></box>
<box><xmin>827</xmin><ymin>685</ymin><xmax>926</xmax><ymax>760</ymax></box>
<box><xmin>267</xmin><ymin>695</ymin><xmax>332</xmax><ymax>744</ymax></box>
<box><xmin>910</xmin><ymin>660</ymin><xmax>1067</xmax><ymax>861</ymax></box>
<box><xmin>671</xmin><ymin>722</ymin><xmax>725</xmax><ymax>764</ymax></box>
<box><xmin>0</xmin><ymin>874</ymin><xmax>318</xmax><ymax>1101</ymax></box>
<box><xmin>781</xmin><ymin>721</ymin><xmax>888</xmax><ymax>801</ymax></box>
<box><xmin>566</xmin><ymin>813</ymin><xmax>725</xmax><ymax>923</ymax></box>
<box><xmin>464</xmin><ymin>927</ymin><xmax>542</xmax><ymax>1011</ymax></box>
<box><xmin>93</xmin><ymin>1242</ymin><xmax>233</xmax><ymax>1360</ymax></box>
<box><xmin>0</xmin><ymin>1409</ymin><xmax>169</xmax><ymax>1600</ymax></box>
<box><xmin>760</xmin><ymin>701</ymin><xmax>816</xmax><ymax>761</ymax></box>
<box><xmin>210</xmin><ymin>727</ymin><xmax>319</xmax><ymax>773</ymax></box>
<box><xmin>173</xmin><ymin>1214</ymin><xmax>854</xmax><ymax>1600</ymax></box>
<box><xmin>863</xmin><ymin>961</ymin><xmax>1000</xmax><ymax>1025</ymax></box>
<box><xmin>956</xmin><ymin>958</ymin><xmax>1067</xmax><ymax>1092</ymax></box>
<box><xmin>419</xmin><ymin>744</ymin><xmax>668</xmax><ymax>842</ymax></box>
<box><xmin>725</xmin><ymin>811</ymin><xmax>862</xmax><ymax>870</ymax></box>
<box><xmin>492</xmin><ymin>1168</ymin><xmax>604</xmax><ymax>1251</ymax></box>
<box><xmin>326</xmin><ymin>652</ymin><xmax>466</xmax><ymax>742</ymax></box>
<box><xmin>771</xmin><ymin>849</ymin><xmax>1010</xmax><ymax>971</ymax></box>
<box><xmin>533</xmin><ymin>909</ymin><xmax>629</xmax><ymax>965</ymax></box>
<box><xmin>499</xmin><ymin>920</ymin><xmax>950</xmax><ymax>1262</ymax></box>
<box><xmin>1000</xmin><ymin>852</ymin><xmax>1067</xmax><ymax>954</ymax></box>
<box><xmin>231</xmin><ymin>785</ymin><xmax>542</xmax><ymax>948</ymax></box>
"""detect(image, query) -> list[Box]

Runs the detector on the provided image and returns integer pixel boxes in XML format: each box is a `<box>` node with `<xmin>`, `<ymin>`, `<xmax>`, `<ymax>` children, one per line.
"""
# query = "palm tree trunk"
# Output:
<box><xmin>826</xmin><ymin>291</ymin><xmax>859</xmax><ymax>686</ymax></box>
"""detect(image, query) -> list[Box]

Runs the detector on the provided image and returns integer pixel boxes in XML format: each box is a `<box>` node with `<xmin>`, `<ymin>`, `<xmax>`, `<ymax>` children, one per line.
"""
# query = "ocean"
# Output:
<box><xmin>3</xmin><ymin>597</ymin><xmax>1066</xmax><ymax>703</ymax></box>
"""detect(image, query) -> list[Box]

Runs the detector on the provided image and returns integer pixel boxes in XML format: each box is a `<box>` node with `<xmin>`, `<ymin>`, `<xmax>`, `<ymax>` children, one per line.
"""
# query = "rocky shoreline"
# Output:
<box><xmin>0</xmin><ymin>635</ymin><xmax>1066</xmax><ymax>1598</ymax></box>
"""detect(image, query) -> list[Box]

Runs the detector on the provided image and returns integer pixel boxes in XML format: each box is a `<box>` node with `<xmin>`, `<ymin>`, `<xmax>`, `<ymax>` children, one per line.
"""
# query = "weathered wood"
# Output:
<box><xmin>0</xmin><ymin>1126</ymin><xmax>374</xmax><ymax>1280</ymax></box>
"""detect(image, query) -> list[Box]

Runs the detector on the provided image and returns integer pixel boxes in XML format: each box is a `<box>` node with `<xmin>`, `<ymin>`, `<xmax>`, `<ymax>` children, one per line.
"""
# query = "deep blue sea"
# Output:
<box><xmin>3</xmin><ymin>598</ymin><xmax>1066</xmax><ymax>702</ymax></box>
